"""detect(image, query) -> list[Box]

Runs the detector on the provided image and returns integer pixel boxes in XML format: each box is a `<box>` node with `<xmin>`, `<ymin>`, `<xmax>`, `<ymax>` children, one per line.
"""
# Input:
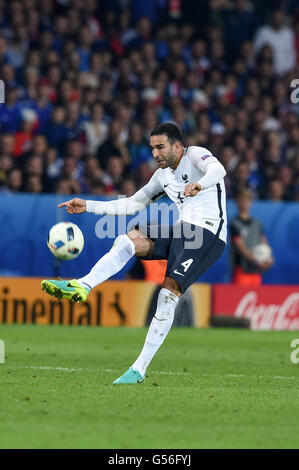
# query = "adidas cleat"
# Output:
<box><xmin>113</xmin><ymin>367</ymin><xmax>145</xmax><ymax>384</ymax></box>
<box><xmin>41</xmin><ymin>279</ymin><xmax>90</xmax><ymax>303</ymax></box>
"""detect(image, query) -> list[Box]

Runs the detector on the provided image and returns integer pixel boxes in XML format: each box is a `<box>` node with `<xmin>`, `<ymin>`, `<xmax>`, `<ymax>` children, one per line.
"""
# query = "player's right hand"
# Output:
<box><xmin>58</xmin><ymin>198</ymin><xmax>86</xmax><ymax>214</ymax></box>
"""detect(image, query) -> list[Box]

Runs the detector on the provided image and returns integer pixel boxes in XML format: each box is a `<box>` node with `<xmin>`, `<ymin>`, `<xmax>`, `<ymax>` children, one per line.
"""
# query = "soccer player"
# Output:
<box><xmin>42</xmin><ymin>123</ymin><xmax>227</xmax><ymax>384</ymax></box>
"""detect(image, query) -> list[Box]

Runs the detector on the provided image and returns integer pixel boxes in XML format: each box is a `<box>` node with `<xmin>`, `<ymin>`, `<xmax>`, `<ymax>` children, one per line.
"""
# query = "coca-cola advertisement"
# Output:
<box><xmin>212</xmin><ymin>285</ymin><xmax>299</xmax><ymax>330</ymax></box>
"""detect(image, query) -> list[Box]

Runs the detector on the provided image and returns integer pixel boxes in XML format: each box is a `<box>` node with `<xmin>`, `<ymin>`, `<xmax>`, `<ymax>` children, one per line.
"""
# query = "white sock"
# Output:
<box><xmin>132</xmin><ymin>288</ymin><xmax>179</xmax><ymax>377</ymax></box>
<box><xmin>77</xmin><ymin>234</ymin><xmax>135</xmax><ymax>290</ymax></box>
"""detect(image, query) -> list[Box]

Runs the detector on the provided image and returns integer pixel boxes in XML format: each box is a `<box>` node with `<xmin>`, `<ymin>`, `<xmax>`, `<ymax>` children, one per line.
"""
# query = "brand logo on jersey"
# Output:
<box><xmin>201</xmin><ymin>155</ymin><xmax>211</xmax><ymax>160</ymax></box>
<box><xmin>164</xmin><ymin>184</ymin><xmax>169</xmax><ymax>188</ymax></box>
<box><xmin>205</xmin><ymin>221</ymin><xmax>214</xmax><ymax>227</ymax></box>
<box><xmin>182</xmin><ymin>174</ymin><xmax>188</xmax><ymax>182</ymax></box>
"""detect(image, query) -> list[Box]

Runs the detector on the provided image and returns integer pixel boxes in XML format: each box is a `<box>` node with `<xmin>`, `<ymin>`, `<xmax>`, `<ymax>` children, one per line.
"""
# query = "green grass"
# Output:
<box><xmin>0</xmin><ymin>324</ymin><xmax>299</xmax><ymax>449</ymax></box>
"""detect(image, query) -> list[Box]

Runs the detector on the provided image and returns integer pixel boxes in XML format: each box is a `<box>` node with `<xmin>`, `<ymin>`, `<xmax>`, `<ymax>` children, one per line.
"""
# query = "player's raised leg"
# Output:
<box><xmin>113</xmin><ymin>277</ymin><xmax>181</xmax><ymax>384</ymax></box>
<box><xmin>41</xmin><ymin>230</ymin><xmax>154</xmax><ymax>302</ymax></box>
<box><xmin>113</xmin><ymin>223</ymin><xmax>226</xmax><ymax>384</ymax></box>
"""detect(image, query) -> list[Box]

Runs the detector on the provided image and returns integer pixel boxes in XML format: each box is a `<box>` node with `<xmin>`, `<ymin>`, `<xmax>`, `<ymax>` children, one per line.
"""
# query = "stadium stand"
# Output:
<box><xmin>0</xmin><ymin>0</ymin><xmax>298</xmax><ymax>201</ymax></box>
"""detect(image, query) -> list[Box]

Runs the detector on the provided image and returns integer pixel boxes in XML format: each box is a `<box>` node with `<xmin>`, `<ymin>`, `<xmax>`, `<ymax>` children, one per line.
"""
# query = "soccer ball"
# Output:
<box><xmin>47</xmin><ymin>222</ymin><xmax>84</xmax><ymax>260</ymax></box>
<box><xmin>252</xmin><ymin>243</ymin><xmax>272</xmax><ymax>263</ymax></box>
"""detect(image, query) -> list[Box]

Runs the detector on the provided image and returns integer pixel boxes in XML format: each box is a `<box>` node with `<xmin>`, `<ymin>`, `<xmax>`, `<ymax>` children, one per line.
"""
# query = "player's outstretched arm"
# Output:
<box><xmin>58</xmin><ymin>171</ymin><xmax>161</xmax><ymax>216</ymax></box>
<box><xmin>58</xmin><ymin>198</ymin><xmax>86</xmax><ymax>214</ymax></box>
<box><xmin>81</xmin><ymin>189</ymin><xmax>152</xmax><ymax>216</ymax></box>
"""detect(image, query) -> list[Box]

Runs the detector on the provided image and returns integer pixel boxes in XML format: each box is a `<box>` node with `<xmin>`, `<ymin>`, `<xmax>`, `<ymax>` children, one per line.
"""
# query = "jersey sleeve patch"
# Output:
<box><xmin>201</xmin><ymin>155</ymin><xmax>212</xmax><ymax>161</ymax></box>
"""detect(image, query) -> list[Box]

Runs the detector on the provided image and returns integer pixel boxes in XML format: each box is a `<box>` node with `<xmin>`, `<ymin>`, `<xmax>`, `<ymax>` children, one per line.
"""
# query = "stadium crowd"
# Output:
<box><xmin>0</xmin><ymin>0</ymin><xmax>299</xmax><ymax>201</ymax></box>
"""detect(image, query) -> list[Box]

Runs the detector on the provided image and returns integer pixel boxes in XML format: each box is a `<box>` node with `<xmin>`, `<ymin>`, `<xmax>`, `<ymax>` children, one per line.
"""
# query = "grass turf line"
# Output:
<box><xmin>0</xmin><ymin>324</ymin><xmax>299</xmax><ymax>449</ymax></box>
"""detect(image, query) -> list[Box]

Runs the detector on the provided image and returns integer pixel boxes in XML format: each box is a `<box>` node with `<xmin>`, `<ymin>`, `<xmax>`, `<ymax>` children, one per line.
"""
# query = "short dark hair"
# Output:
<box><xmin>151</xmin><ymin>123</ymin><xmax>183</xmax><ymax>144</ymax></box>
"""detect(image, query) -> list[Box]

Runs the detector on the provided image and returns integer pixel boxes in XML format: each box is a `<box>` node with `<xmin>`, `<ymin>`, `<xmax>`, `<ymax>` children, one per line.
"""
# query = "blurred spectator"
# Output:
<box><xmin>127</xmin><ymin>122</ymin><xmax>154</xmax><ymax>172</ymax></box>
<box><xmin>30</xmin><ymin>135</ymin><xmax>48</xmax><ymax>159</ymax></box>
<box><xmin>82</xmin><ymin>156</ymin><xmax>107</xmax><ymax>194</ymax></box>
<box><xmin>44</xmin><ymin>107</ymin><xmax>68</xmax><ymax>152</ymax></box>
<box><xmin>254</xmin><ymin>9</ymin><xmax>296</xmax><ymax>76</ymax></box>
<box><xmin>135</xmin><ymin>162</ymin><xmax>155</xmax><ymax>188</ymax></box>
<box><xmin>284</xmin><ymin>125</ymin><xmax>299</xmax><ymax>162</ymax></box>
<box><xmin>0</xmin><ymin>134</ymin><xmax>15</xmax><ymax>156</ymax></box>
<box><xmin>278</xmin><ymin>165</ymin><xmax>294</xmax><ymax>200</ymax></box>
<box><xmin>130</xmin><ymin>0</ymin><xmax>168</xmax><ymax>26</ymax></box>
<box><xmin>267</xmin><ymin>178</ymin><xmax>285</xmax><ymax>201</ymax></box>
<box><xmin>12</xmin><ymin>109</ymin><xmax>37</xmax><ymax>158</ymax></box>
<box><xmin>126</xmin><ymin>16</ymin><xmax>152</xmax><ymax>50</ymax></box>
<box><xmin>0</xmin><ymin>155</ymin><xmax>14</xmax><ymax>187</ymax></box>
<box><xmin>221</xmin><ymin>0</ymin><xmax>261</xmax><ymax>61</ymax></box>
<box><xmin>0</xmin><ymin>167</ymin><xmax>23</xmax><ymax>193</ymax></box>
<box><xmin>0</xmin><ymin>85</ymin><xmax>22</xmax><ymax>133</ymax></box>
<box><xmin>97</xmin><ymin>120</ymin><xmax>130</xmax><ymax>170</ymax></box>
<box><xmin>230</xmin><ymin>161</ymin><xmax>259</xmax><ymax>199</ymax></box>
<box><xmin>103</xmin><ymin>155</ymin><xmax>125</xmax><ymax>193</ymax></box>
<box><xmin>45</xmin><ymin>147</ymin><xmax>62</xmax><ymax>191</ymax></box>
<box><xmin>230</xmin><ymin>189</ymin><xmax>274</xmax><ymax>286</ymax></box>
<box><xmin>24</xmin><ymin>155</ymin><xmax>44</xmax><ymax>179</ymax></box>
<box><xmin>61</xmin><ymin>156</ymin><xmax>82</xmax><ymax>184</ymax></box>
<box><xmin>56</xmin><ymin>178</ymin><xmax>81</xmax><ymax>195</ymax></box>
<box><xmin>119</xmin><ymin>178</ymin><xmax>137</xmax><ymax>197</ymax></box>
<box><xmin>83</xmin><ymin>102</ymin><xmax>109</xmax><ymax>155</ymax></box>
<box><xmin>25</xmin><ymin>174</ymin><xmax>43</xmax><ymax>193</ymax></box>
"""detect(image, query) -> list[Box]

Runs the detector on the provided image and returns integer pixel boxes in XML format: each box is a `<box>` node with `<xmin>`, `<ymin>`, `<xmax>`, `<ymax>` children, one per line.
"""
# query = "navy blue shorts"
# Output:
<box><xmin>135</xmin><ymin>222</ymin><xmax>225</xmax><ymax>293</ymax></box>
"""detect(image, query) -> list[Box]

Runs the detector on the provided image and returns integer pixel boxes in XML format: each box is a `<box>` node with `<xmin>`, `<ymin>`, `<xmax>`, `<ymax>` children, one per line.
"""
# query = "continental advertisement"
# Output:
<box><xmin>0</xmin><ymin>278</ymin><xmax>211</xmax><ymax>327</ymax></box>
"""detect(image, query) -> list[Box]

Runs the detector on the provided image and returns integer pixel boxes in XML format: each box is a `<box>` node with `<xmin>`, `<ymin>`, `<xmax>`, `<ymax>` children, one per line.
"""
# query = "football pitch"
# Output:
<box><xmin>0</xmin><ymin>324</ymin><xmax>299</xmax><ymax>449</ymax></box>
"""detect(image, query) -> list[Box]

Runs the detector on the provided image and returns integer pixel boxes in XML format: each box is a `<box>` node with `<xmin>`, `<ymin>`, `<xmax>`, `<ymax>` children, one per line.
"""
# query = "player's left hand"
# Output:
<box><xmin>184</xmin><ymin>183</ymin><xmax>202</xmax><ymax>197</ymax></box>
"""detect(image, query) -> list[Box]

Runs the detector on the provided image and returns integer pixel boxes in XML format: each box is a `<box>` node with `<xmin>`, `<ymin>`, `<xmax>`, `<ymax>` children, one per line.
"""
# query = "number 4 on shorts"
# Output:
<box><xmin>181</xmin><ymin>259</ymin><xmax>193</xmax><ymax>272</ymax></box>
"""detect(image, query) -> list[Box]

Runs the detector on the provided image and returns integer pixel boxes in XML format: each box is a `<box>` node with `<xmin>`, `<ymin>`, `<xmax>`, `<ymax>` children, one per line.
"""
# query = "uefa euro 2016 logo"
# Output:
<box><xmin>0</xmin><ymin>80</ymin><xmax>4</xmax><ymax>103</ymax></box>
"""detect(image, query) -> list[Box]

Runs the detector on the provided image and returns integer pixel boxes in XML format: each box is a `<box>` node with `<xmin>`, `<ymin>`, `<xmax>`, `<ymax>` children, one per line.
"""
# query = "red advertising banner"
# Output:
<box><xmin>212</xmin><ymin>285</ymin><xmax>299</xmax><ymax>330</ymax></box>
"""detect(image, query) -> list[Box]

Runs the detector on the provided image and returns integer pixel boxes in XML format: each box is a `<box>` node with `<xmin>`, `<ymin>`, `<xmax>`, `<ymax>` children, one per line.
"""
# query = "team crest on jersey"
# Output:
<box><xmin>182</xmin><ymin>174</ymin><xmax>188</xmax><ymax>182</ymax></box>
<box><xmin>201</xmin><ymin>154</ymin><xmax>211</xmax><ymax>160</ymax></box>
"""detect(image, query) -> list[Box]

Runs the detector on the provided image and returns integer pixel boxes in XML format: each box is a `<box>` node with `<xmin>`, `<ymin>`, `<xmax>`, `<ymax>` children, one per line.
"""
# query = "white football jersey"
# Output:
<box><xmin>142</xmin><ymin>146</ymin><xmax>227</xmax><ymax>243</ymax></box>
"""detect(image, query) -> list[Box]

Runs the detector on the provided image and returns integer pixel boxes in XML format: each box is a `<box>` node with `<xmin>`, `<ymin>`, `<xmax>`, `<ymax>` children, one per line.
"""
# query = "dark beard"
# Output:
<box><xmin>166</xmin><ymin>150</ymin><xmax>177</xmax><ymax>169</ymax></box>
